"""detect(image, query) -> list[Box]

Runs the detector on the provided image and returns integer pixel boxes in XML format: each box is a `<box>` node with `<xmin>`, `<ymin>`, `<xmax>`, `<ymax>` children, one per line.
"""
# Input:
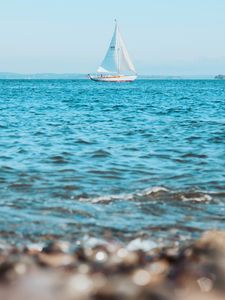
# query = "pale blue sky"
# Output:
<box><xmin>0</xmin><ymin>0</ymin><xmax>225</xmax><ymax>75</ymax></box>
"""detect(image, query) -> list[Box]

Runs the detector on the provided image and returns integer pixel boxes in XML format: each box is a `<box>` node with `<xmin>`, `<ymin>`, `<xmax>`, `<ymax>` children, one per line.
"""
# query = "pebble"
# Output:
<box><xmin>0</xmin><ymin>231</ymin><xmax>224</xmax><ymax>300</ymax></box>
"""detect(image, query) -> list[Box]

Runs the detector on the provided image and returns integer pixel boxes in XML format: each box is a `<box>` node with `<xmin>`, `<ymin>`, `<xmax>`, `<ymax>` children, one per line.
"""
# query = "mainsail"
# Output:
<box><xmin>97</xmin><ymin>21</ymin><xmax>136</xmax><ymax>75</ymax></box>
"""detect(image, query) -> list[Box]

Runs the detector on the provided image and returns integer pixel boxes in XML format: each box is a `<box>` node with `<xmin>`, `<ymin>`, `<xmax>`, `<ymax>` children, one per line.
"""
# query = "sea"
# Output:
<box><xmin>0</xmin><ymin>79</ymin><xmax>225</xmax><ymax>247</ymax></box>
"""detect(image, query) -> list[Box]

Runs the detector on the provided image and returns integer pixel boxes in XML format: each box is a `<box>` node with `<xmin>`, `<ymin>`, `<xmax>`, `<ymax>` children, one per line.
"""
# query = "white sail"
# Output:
<box><xmin>97</xmin><ymin>21</ymin><xmax>136</xmax><ymax>75</ymax></box>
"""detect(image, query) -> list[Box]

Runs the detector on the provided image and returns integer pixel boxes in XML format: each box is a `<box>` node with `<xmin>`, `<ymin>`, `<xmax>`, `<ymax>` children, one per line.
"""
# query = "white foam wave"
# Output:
<box><xmin>78</xmin><ymin>186</ymin><xmax>168</xmax><ymax>203</ymax></box>
<box><xmin>78</xmin><ymin>193</ymin><xmax>134</xmax><ymax>203</ymax></box>
<box><xmin>180</xmin><ymin>194</ymin><xmax>212</xmax><ymax>202</ymax></box>
<box><xmin>78</xmin><ymin>186</ymin><xmax>214</xmax><ymax>204</ymax></box>
<box><xmin>140</xmin><ymin>186</ymin><xmax>169</xmax><ymax>196</ymax></box>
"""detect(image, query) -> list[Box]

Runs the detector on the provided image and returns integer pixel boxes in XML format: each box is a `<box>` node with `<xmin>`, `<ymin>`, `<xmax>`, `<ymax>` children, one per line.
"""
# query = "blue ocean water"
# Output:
<box><xmin>0</xmin><ymin>79</ymin><xmax>225</xmax><ymax>245</ymax></box>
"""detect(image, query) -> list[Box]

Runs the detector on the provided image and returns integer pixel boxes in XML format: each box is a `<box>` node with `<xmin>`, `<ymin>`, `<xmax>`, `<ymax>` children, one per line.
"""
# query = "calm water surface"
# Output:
<box><xmin>0</xmin><ymin>80</ymin><xmax>225</xmax><ymax>245</ymax></box>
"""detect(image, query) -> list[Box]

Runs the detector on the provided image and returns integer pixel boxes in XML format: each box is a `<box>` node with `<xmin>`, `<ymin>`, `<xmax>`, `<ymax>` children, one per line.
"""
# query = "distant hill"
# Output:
<box><xmin>0</xmin><ymin>73</ymin><xmax>86</xmax><ymax>79</ymax></box>
<box><xmin>139</xmin><ymin>75</ymin><xmax>214</xmax><ymax>80</ymax></box>
<box><xmin>215</xmin><ymin>74</ymin><xmax>225</xmax><ymax>80</ymax></box>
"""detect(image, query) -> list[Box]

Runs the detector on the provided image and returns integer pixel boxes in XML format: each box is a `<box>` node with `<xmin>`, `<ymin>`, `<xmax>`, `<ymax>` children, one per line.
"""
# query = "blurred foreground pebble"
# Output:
<box><xmin>0</xmin><ymin>231</ymin><xmax>225</xmax><ymax>300</ymax></box>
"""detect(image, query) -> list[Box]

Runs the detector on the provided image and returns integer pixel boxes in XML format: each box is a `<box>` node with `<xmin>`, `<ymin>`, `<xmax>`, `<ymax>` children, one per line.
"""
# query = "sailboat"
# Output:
<box><xmin>89</xmin><ymin>20</ymin><xmax>137</xmax><ymax>82</ymax></box>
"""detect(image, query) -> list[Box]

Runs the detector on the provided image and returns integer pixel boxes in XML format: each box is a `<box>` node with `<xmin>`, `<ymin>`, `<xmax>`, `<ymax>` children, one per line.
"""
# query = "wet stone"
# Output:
<box><xmin>42</xmin><ymin>241</ymin><xmax>70</xmax><ymax>254</ymax></box>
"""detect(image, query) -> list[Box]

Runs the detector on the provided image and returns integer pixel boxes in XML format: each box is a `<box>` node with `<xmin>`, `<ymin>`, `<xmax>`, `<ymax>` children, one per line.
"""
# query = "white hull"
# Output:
<box><xmin>89</xmin><ymin>75</ymin><xmax>137</xmax><ymax>82</ymax></box>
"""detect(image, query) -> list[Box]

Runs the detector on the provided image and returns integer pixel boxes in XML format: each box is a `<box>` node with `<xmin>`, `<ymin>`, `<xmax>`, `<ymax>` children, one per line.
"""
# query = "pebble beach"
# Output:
<box><xmin>0</xmin><ymin>231</ymin><xmax>225</xmax><ymax>300</ymax></box>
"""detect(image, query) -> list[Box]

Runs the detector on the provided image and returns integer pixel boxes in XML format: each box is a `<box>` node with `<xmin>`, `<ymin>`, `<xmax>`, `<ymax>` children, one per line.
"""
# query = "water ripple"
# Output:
<box><xmin>0</xmin><ymin>79</ymin><xmax>225</xmax><ymax>244</ymax></box>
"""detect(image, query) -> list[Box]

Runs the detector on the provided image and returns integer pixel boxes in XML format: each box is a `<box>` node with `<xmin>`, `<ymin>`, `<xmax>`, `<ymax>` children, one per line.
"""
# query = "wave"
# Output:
<box><xmin>78</xmin><ymin>186</ymin><xmax>216</xmax><ymax>204</ymax></box>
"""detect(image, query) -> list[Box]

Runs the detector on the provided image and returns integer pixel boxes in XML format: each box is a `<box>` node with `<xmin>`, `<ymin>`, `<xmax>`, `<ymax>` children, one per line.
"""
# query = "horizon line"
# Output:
<box><xmin>0</xmin><ymin>72</ymin><xmax>220</xmax><ymax>77</ymax></box>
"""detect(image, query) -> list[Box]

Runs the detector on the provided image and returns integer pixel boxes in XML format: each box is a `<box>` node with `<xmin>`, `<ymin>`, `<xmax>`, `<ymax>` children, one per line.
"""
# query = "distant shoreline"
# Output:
<box><xmin>0</xmin><ymin>73</ymin><xmax>216</xmax><ymax>80</ymax></box>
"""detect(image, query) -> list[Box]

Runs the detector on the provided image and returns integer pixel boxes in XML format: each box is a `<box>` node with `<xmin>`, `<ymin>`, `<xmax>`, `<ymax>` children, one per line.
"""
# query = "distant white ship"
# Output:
<box><xmin>89</xmin><ymin>20</ymin><xmax>137</xmax><ymax>82</ymax></box>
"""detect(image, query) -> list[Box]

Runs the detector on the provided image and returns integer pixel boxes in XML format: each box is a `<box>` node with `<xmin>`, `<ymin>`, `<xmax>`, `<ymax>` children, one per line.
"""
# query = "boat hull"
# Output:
<box><xmin>89</xmin><ymin>75</ymin><xmax>137</xmax><ymax>82</ymax></box>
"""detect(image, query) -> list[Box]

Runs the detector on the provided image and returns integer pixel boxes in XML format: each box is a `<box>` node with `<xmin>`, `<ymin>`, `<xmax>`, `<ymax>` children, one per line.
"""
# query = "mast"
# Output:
<box><xmin>115</xmin><ymin>19</ymin><xmax>120</xmax><ymax>75</ymax></box>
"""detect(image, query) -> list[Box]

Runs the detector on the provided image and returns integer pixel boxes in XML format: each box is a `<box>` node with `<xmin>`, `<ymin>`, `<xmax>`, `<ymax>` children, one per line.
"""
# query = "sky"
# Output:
<box><xmin>0</xmin><ymin>0</ymin><xmax>225</xmax><ymax>75</ymax></box>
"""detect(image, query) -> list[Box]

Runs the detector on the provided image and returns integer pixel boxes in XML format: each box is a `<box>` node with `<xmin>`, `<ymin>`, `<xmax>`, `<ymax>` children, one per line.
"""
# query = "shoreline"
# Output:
<box><xmin>0</xmin><ymin>231</ymin><xmax>225</xmax><ymax>300</ymax></box>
